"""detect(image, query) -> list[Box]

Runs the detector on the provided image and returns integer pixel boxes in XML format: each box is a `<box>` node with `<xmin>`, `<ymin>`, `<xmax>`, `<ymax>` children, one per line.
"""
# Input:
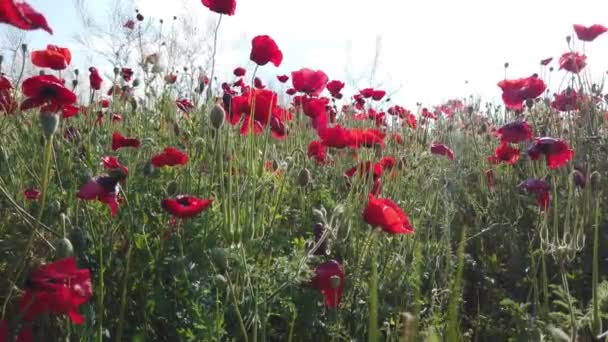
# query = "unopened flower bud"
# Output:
<box><xmin>55</xmin><ymin>238</ymin><xmax>74</xmax><ymax>259</ymax></box>
<box><xmin>525</xmin><ymin>98</ymin><xmax>534</xmax><ymax>109</ymax></box>
<box><xmin>329</xmin><ymin>275</ymin><xmax>341</xmax><ymax>289</ymax></box>
<box><xmin>113</xmin><ymin>67</ymin><xmax>120</xmax><ymax>75</ymax></box>
<box><xmin>21</xmin><ymin>43</ymin><xmax>27</xmax><ymax>53</ymax></box>
<box><xmin>143</xmin><ymin>162</ymin><xmax>155</xmax><ymax>176</ymax></box>
<box><xmin>132</xmin><ymin>78</ymin><xmax>141</xmax><ymax>87</ymax></box>
<box><xmin>72</xmin><ymin>79</ymin><xmax>78</xmax><ymax>88</ymax></box>
<box><xmin>73</xmin><ymin>69</ymin><xmax>79</xmax><ymax>76</ymax></box>
<box><xmin>566</xmin><ymin>35</ymin><xmax>571</xmax><ymax>44</ymax></box>
<box><xmin>591</xmin><ymin>171</ymin><xmax>601</xmax><ymax>192</ymax></box>
<box><xmin>40</xmin><ymin>112</ymin><xmax>59</xmax><ymax>138</ymax></box>
<box><xmin>503</xmin><ymin>62</ymin><xmax>509</xmax><ymax>68</ymax></box>
<box><xmin>210</xmin><ymin>247</ymin><xmax>228</xmax><ymax>273</ymax></box>
<box><xmin>297</xmin><ymin>168</ymin><xmax>311</xmax><ymax>187</ymax></box>
<box><xmin>209</xmin><ymin>104</ymin><xmax>225</xmax><ymax>129</ymax></box>
<box><xmin>166</xmin><ymin>181</ymin><xmax>178</xmax><ymax>196</ymax></box>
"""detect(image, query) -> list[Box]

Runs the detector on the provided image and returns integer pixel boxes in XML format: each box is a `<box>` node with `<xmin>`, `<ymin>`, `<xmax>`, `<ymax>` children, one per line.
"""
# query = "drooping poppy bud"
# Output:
<box><xmin>40</xmin><ymin>112</ymin><xmax>59</xmax><ymax>138</ymax></box>
<box><xmin>210</xmin><ymin>104</ymin><xmax>225</xmax><ymax>129</ymax></box>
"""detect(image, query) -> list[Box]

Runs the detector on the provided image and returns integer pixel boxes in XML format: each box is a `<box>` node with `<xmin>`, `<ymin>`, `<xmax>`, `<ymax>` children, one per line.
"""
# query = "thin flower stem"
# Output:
<box><xmin>206</xmin><ymin>15</ymin><xmax>223</xmax><ymax>103</ymax></box>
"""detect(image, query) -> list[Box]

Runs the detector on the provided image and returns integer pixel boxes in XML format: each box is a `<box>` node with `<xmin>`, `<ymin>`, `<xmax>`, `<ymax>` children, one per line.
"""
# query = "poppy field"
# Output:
<box><xmin>2</xmin><ymin>0</ymin><xmax>608</xmax><ymax>341</ymax></box>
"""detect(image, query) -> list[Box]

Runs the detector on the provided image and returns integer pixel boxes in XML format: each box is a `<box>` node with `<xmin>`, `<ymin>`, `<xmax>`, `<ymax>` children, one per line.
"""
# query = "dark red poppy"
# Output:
<box><xmin>371</xmin><ymin>89</ymin><xmax>386</xmax><ymax>101</ymax></box>
<box><xmin>277</xmin><ymin>74</ymin><xmax>289</xmax><ymax>83</ymax></box>
<box><xmin>233</xmin><ymin>67</ymin><xmax>246</xmax><ymax>77</ymax></box>
<box><xmin>77</xmin><ymin>175</ymin><xmax>122</xmax><ymax>216</ymax></box>
<box><xmin>250</xmin><ymin>35</ymin><xmax>283</xmax><ymax>67</ymax></box>
<box><xmin>31</xmin><ymin>45</ymin><xmax>71</xmax><ymax>70</ymax></box>
<box><xmin>301</xmin><ymin>96</ymin><xmax>329</xmax><ymax>130</ymax></box>
<box><xmin>112</xmin><ymin>131</ymin><xmax>140</xmax><ymax>151</ymax></box>
<box><xmin>101</xmin><ymin>156</ymin><xmax>128</xmax><ymax>176</ymax></box>
<box><xmin>326</xmin><ymin>80</ymin><xmax>344</xmax><ymax>99</ymax></box>
<box><xmin>527</xmin><ymin>137</ymin><xmax>574</xmax><ymax>169</ymax></box>
<box><xmin>20</xmin><ymin>75</ymin><xmax>77</xmax><ymax>111</ymax></box>
<box><xmin>559</xmin><ymin>52</ymin><xmax>587</xmax><ymax>73</ymax></box>
<box><xmin>353</xmin><ymin>94</ymin><xmax>366</xmax><ymax>110</ymax></box>
<box><xmin>88</xmin><ymin>67</ymin><xmax>102</xmax><ymax>90</ymax></box>
<box><xmin>120</xmin><ymin>67</ymin><xmax>134</xmax><ymax>82</ymax></box>
<box><xmin>391</xmin><ymin>133</ymin><xmax>403</xmax><ymax>145</ymax></box>
<box><xmin>421</xmin><ymin>107</ymin><xmax>437</xmax><ymax>120</ymax></box>
<box><xmin>363</xmin><ymin>194</ymin><xmax>413</xmax><ymax>234</ymax></box>
<box><xmin>0</xmin><ymin>75</ymin><xmax>16</xmax><ymax>114</ymax></box>
<box><xmin>317</xmin><ymin>125</ymin><xmax>356</xmax><ymax>148</ymax></box>
<box><xmin>551</xmin><ymin>88</ymin><xmax>579</xmax><ymax>111</ymax></box>
<box><xmin>61</xmin><ymin>104</ymin><xmax>79</xmax><ymax>119</ymax></box>
<box><xmin>286</xmin><ymin>88</ymin><xmax>296</xmax><ymax>95</ymax></box>
<box><xmin>488</xmin><ymin>142</ymin><xmax>520</xmax><ymax>165</ymax></box>
<box><xmin>311</xmin><ymin>260</ymin><xmax>345</xmax><ymax>309</ymax></box>
<box><xmin>0</xmin><ymin>0</ymin><xmax>53</xmax><ymax>34</ymax></box>
<box><xmin>176</xmin><ymin>98</ymin><xmax>194</xmax><ymax>113</ymax></box>
<box><xmin>360</xmin><ymin>88</ymin><xmax>375</xmax><ymax>98</ymax></box>
<box><xmin>496</xmin><ymin>121</ymin><xmax>533</xmax><ymax>143</ymax></box>
<box><xmin>345</xmin><ymin>161</ymin><xmax>383</xmax><ymax>181</ymax></box>
<box><xmin>379</xmin><ymin>156</ymin><xmax>396</xmax><ymax>170</ymax></box>
<box><xmin>100</xmin><ymin>98</ymin><xmax>110</xmax><ymax>108</ymax></box>
<box><xmin>123</xmin><ymin>19</ymin><xmax>135</xmax><ymax>29</ymax></box>
<box><xmin>19</xmin><ymin>257</ymin><xmax>92</xmax><ymax>324</ymax></box>
<box><xmin>403</xmin><ymin>112</ymin><xmax>417</xmax><ymax>129</ymax></box>
<box><xmin>497</xmin><ymin>74</ymin><xmax>546</xmax><ymax>110</ymax></box>
<box><xmin>23</xmin><ymin>187</ymin><xmax>40</xmax><ymax>200</ymax></box>
<box><xmin>518</xmin><ymin>179</ymin><xmax>550</xmax><ymax>210</ymax></box>
<box><xmin>111</xmin><ymin>113</ymin><xmax>122</xmax><ymax>122</ymax></box>
<box><xmin>431</xmin><ymin>143</ymin><xmax>455</xmax><ymax>160</ymax></box>
<box><xmin>352</xmin><ymin>128</ymin><xmax>385</xmax><ymax>148</ymax></box>
<box><xmin>573</xmin><ymin>24</ymin><xmax>607</xmax><ymax>42</ymax></box>
<box><xmin>254</xmin><ymin>77</ymin><xmax>265</xmax><ymax>89</ymax></box>
<box><xmin>151</xmin><ymin>147</ymin><xmax>188</xmax><ymax>167</ymax></box>
<box><xmin>165</xmin><ymin>74</ymin><xmax>177</xmax><ymax>84</ymax></box>
<box><xmin>162</xmin><ymin>195</ymin><xmax>212</xmax><ymax>218</ymax></box>
<box><xmin>307</xmin><ymin>140</ymin><xmax>327</xmax><ymax>164</ymax></box>
<box><xmin>291</xmin><ymin>68</ymin><xmax>329</xmax><ymax>97</ymax></box>
<box><xmin>540</xmin><ymin>57</ymin><xmax>553</xmax><ymax>66</ymax></box>
<box><xmin>201</xmin><ymin>0</ymin><xmax>236</xmax><ymax>16</ymax></box>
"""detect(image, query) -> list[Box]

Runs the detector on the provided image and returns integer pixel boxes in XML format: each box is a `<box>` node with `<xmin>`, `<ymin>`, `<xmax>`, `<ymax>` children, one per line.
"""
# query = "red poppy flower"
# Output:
<box><xmin>61</xmin><ymin>104</ymin><xmax>79</xmax><ymax>119</ymax></box>
<box><xmin>19</xmin><ymin>257</ymin><xmax>92</xmax><ymax>324</ymax></box>
<box><xmin>23</xmin><ymin>187</ymin><xmax>40</xmax><ymax>200</ymax></box>
<box><xmin>123</xmin><ymin>19</ymin><xmax>135</xmax><ymax>29</ymax></box>
<box><xmin>497</xmin><ymin>74</ymin><xmax>546</xmax><ymax>110</ymax></box>
<box><xmin>551</xmin><ymin>88</ymin><xmax>579</xmax><ymax>111</ymax></box>
<box><xmin>112</xmin><ymin>131</ymin><xmax>140</xmax><ymax>151</ymax></box>
<box><xmin>111</xmin><ymin>113</ymin><xmax>122</xmax><ymax>122</ymax></box>
<box><xmin>326</xmin><ymin>80</ymin><xmax>344</xmax><ymax>99</ymax></box>
<box><xmin>559</xmin><ymin>52</ymin><xmax>587</xmax><ymax>73</ymax></box>
<box><xmin>165</xmin><ymin>74</ymin><xmax>177</xmax><ymax>84</ymax></box>
<box><xmin>0</xmin><ymin>75</ymin><xmax>16</xmax><ymax>114</ymax></box>
<box><xmin>345</xmin><ymin>161</ymin><xmax>383</xmax><ymax>181</ymax></box>
<box><xmin>87</xmin><ymin>66</ymin><xmax>102</xmax><ymax>90</ymax></box>
<box><xmin>421</xmin><ymin>107</ymin><xmax>437</xmax><ymax>120</ymax></box>
<box><xmin>101</xmin><ymin>155</ymin><xmax>128</xmax><ymax>176</ymax></box>
<box><xmin>379</xmin><ymin>156</ymin><xmax>396</xmax><ymax>170</ymax></box>
<box><xmin>527</xmin><ymin>137</ymin><xmax>574</xmax><ymax>169</ymax></box>
<box><xmin>352</xmin><ymin>128</ymin><xmax>385</xmax><ymax>148</ymax></box>
<box><xmin>233</xmin><ymin>67</ymin><xmax>246</xmax><ymax>77</ymax></box>
<box><xmin>363</xmin><ymin>194</ymin><xmax>413</xmax><ymax>234</ymax></box>
<box><xmin>430</xmin><ymin>143</ymin><xmax>455</xmax><ymax>160</ymax></box>
<box><xmin>360</xmin><ymin>88</ymin><xmax>375</xmax><ymax>98</ymax></box>
<box><xmin>496</xmin><ymin>121</ymin><xmax>533</xmax><ymax>143</ymax></box>
<box><xmin>250</xmin><ymin>35</ymin><xmax>283</xmax><ymax>67</ymax></box>
<box><xmin>100</xmin><ymin>98</ymin><xmax>110</xmax><ymax>108</ymax></box>
<box><xmin>0</xmin><ymin>0</ymin><xmax>53</xmax><ymax>34</ymax></box>
<box><xmin>307</xmin><ymin>140</ymin><xmax>327</xmax><ymax>164</ymax></box>
<box><xmin>402</xmin><ymin>112</ymin><xmax>417</xmax><ymax>129</ymax></box>
<box><xmin>20</xmin><ymin>75</ymin><xmax>77</xmax><ymax>111</ymax></box>
<box><xmin>291</xmin><ymin>68</ymin><xmax>329</xmax><ymax>97</ymax></box>
<box><xmin>77</xmin><ymin>175</ymin><xmax>122</xmax><ymax>216</ymax></box>
<box><xmin>31</xmin><ymin>45</ymin><xmax>71</xmax><ymax>70</ymax></box>
<box><xmin>518</xmin><ymin>179</ymin><xmax>550</xmax><ymax>210</ymax></box>
<box><xmin>120</xmin><ymin>67</ymin><xmax>133</xmax><ymax>81</ymax></box>
<box><xmin>573</xmin><ymin>24</ymin><xmax>607</xmax><ymax>42</ymax></box>
<box><xmin>254</xmin><ymin>77</ymin><xmax>265</xmax><ymax>89</ymax></box>
<box><xmin>311</xmin><ymin>260</ymin><xmax>345</xmax><ymax>308</ymax></box>
<box><xmin>162</xmin><ymin>195</ymin><xmax>212</xmax><ymax>219</ymax></box>
<box><xmin>317</xmin><ymin>125</ymin><xmax>356</xmax><ymax>148</ymax></box>
<box><xmin>286</xmin><ymin>88</ymin><xmax>296</xmax><ymax>95</ymax></box>
<box><xmin>151</xmin><ymin>147</ymin><xmax>188</xmax><ymax>167</ymax></box>
<box><xmin>391</xmin><ymin>133</ymin><xmax>403</xmax><ymax>145</ymax></box>
<box><xmin>371</xmin><ymin>89</ymin><xmax>386</xmax><ymax>101</ymax></box>
<box><xmin>301</xmin><ymin>96</ymin><xmax>329</xmax><ymax>130</ymax></box>
<box><xmin>277</xmin><ymin>74</ymin><xmax>289</xmax><ymax>83</ymax></box>
<box><xmin>176</xmin><ymin>98</ymin><xmax>194</xmax><ymax>113</ymax></box>
<box><xmin>487</xmin><ymin>142</ymin><xmax>520</xmax><ymax>165</ymax></box>
<box><xmin>201</xmin><ymin>0</ymin><xmax>236</xmax><ymax>16</ymax></box>
<box><xmin>540</xmin><ymin>57</ymin><xmax>553</xmax><ymax>66</ymax></box>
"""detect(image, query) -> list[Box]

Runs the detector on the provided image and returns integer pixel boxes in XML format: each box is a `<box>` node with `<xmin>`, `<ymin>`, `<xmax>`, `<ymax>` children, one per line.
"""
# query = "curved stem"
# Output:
<box><xmin>206</xmin><ymin>15</ymin><xmax>223</xmax><ymax>102</ymax></box>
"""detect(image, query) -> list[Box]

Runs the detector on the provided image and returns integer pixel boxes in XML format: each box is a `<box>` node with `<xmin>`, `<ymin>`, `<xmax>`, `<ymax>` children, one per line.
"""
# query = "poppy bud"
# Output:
<box><xmin>151</xmin><ymin>64</ymin><xmax>162</xmax><ymax>74</ymax></box>
<box><xmin>297</xmin><ymin>168</ymin><xmax>311</xmax><ymax>187</ymax></box>
<box><xmin>222</xmin><ymin>93</ymin><xmax>232</xmax><ymax>114</ymax></box>
<box><xmin>525</xmin><ymin>98</ymin><xmax>534</xmax><ymax>109</ymax></box>
<box><xmin>210</xmin><ymin>247</ymin><xmax>228</xmax><ymax>273</ymax></box>
<box><xmin>329</xmin><ymin>275</ymin><xmax>341</xmax><ymax>289</ymax></box>
<box><xmin>503</xmin><ymin>62</ymin><xmax>509</xmax><ymax>68</ymax></box>
<box><xmin>55</xmin><ymin>238</ymin><xmax>74</xmax><ymax>259</ymax></box>
<box><xmin>313</xmin><ymin>222</ymin><xmax>328</xmax><ymax>255</ymax></box>
<box><xmin>69</xmin><ymin>227</ymin><xmax>87</xmax><ymax>252</ymax></box>
<box><xmin>210</xmin><ymin>104</ymin><xmax>225</xmax><ymax>129</ymax></box>
<box><xmin>166</xmin><ymin>181</ymin><xmax>178</xmax><ymax>196</ymax></box>
<box><xmin>143</xmin><ymin>162</ymin><xmax>155</xmax><ymax>176</ymax></box>
<box><xmin>21</xmin><ymin>43</ymin><xmax>27</xmax><ymax>53</ymax></box>
<box><xmin>591</xmin><ymin>171</ymin><xmax>601</xmax><ymax>192</ymax></box>
<box><xmin>72</xmin><ymin>79</ymin><xmax>78</xmax><ymax>88</ymax></box>
<box><xmin>136</xmin><ymin>13</ymin><xmax>144</xmax><ymax>21</ymax></box>
<box><xmin>133</xmin><ymin>78</ymin><xmax>141</xmax><ymax>87</ymax></box>
<box><xmin>566</xmin><ymin>35</ymin><xmax>571</xmax><ymax>44</ymax></box>
<box><xmin>0</xmin><ymin>55</ymin><xmax>3</xmax><ymax>65</ymax></box>
<box><xmin>573</xmin><ymin>170</ymin><xmax>585</xmax><ymax>188</ymax></box>
<box><xmin>40</xmin><ymin>112</ymin><xmax>60</xmax><ymax>138</ymax></box>
<box><xmin>39</xmin><ymin>70</ymin><xmax>45</xmax><ymax>75</ymax></box>
<box><xmin>214</xmin><ymin>274</ymin><xmax>227</xmax><ymax>284</ymax></box>
<box><xmin>113</xmin><ymin>67</ymin><xmax>120</xmax><ymax>75</ymax></box>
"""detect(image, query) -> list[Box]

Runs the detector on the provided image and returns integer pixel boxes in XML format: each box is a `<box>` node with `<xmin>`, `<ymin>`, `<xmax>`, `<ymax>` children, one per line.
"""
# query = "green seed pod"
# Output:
<box><xmin>297</xmin><ymin>168</ymin><xmax>311</xmax><ymax>187</ymax></box>
<box><xmin>55</xmin><ymin>238</ymin><xmax>74</xmax><ymax>259</ymax></box>
<box><xmin>210</xmin><ymin>247</ymin><xmax>228</xmax><ymax>273</ymax></box>
<box><xmin>210</xmin><ymin>104</ymin><xmax>225</xmax><ymax>129</ymax></box>
<box><xmin>591</xmin><ymin>171</ymin><xmax>601</xmax><ymax>192</ymax></box>
<box><xmin>166</xmin><ymin>181</ymin><xmax>178</xmax><ymax>196</ymax></box>
<box><xmin>69</xmin><ymin>227</ymin><xmax>87</xmax><ymax>252</ymax></box>
<box><xmin>143</xmin><ymin>162</ymin><xmax>155</xmax><ymax>176</ymax></box>
<box><xmin>40</xmin><ymin>112</ymin><xmax>59</xmax><ymax>138</ymax></box>
<box><xmin>132</xmin><ymin>78</ymin><xmax>141</xmax><ymax>87</ymax></box>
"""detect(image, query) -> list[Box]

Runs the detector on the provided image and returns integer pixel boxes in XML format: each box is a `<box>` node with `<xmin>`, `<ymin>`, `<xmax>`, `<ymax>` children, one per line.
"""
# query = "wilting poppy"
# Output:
<box><xmin>233</xmin><ymin>67</ymin><xmax>246</xmax><ymax>77</ymax></box>
<box><xmin>488</xmin><ymin>143</ymin><xmax>520</xmax><ymax>165</ymax></box>
<box><xmin>286</xmin><ymin>88</ymin><xmax>296</xmax><ymax>95</ymax></box>
<box><xmin>317</xmin><ymin>125</ymin><xmax>356</xmax><ymax>148</ymax></box>
<box><xmin>308</xmin><ymin>140</ymin><xmax>327</xmax><ymax>164</ymax></box>
<box><xmin>421</xmin><ymin>108</ymin><xmax>437</xmax><ymax>120</ymax></box>
<box><xmin>123</xmin><ymin>19</ymin><xmax>135</xmax><ymax>29</ymax></box>
<box><xmin>540</xmin><ymin>57</ymin><xmax>553</xmax><ymax>66</ymax></box>
<box><xmin>165</xmin><ymin>74</ymin><xmax>177</xmax><ymax>84</ymax></box>
<box><xmin>0</xmin><ymin>75</ymin><xmax>16</xmax><ymax>114</ymax></box>
<box><xmin>201</xmin><ymin>0</ymin><xmax>236</xmax><ymax>16</ymax></box>
<box><xmin>120</xmin><ymin>67</ymin><xmax>134</xmax><ymax>82</ymax></box>
<box><xmin>518</xmin><ymin>179</ymin><xmax>550</xmax><ymax>210</ymax></box>
<box><xmin>573</xmin><ymin>24</ymin><xmax>607</xmax><ymax>42</ymax></box>
<box><xmin>311</xmin><ymin>260</ymin><xmax>345</xmax><ymax>308</ymax></box>
<box><xmin>20</xmin><ymin>75</ymin><xmax>77</xmax><ymax>111</ymax></box>
<box><xmin>112</xmin><ymin>131</ymin><xmax>140</xmax><ymax>151</ymax></box>
<box><xmin>175</xmin><ymin>98</ymin><xmax>194</xmax><ymax>113</ymax></box>
<box><xmin>250</xmin><ymin>35</ymin><xmax>283</xmax><ymax>67</ymax></box>
<box><xmin>559</xmin><ymin>52</ymin><xmax>587</xmax><ymax>73</ymax></box>
<box><xmin>31</xmin><ymin>45</ymin><xmax>71</xmax><ymax>70</ymax></box>
<box><xmin>496</xmin><ymin>121</ymin><xmax>533</xmax><ymax>143</ymax></box>
<box><xmin>527</xmin><ymin>137</ymin><xmax>574</xmax><ymax>169</ymax></box>
<box><xmin>254</xmin><ymin>77</ymin><xmax>265</xmax><ymax>89</ymax></box>
<box><xmin>277</xmin><ymin>74</ymin><xmax>289</xmax><ymax>83</ymax></box>
<box><xmin>77</xmin><ymin>175</ymin><xmax>122</xmax><ymax>216</ymax></box>
<box><xmin>0</xmin><ymin>0</ymin><xmax>53</xmax><ymax>34</ymax></box>
<box><xmin>291</xmin><ymin>68</ymin><xmax>328</xmax><ymax>97</ymax></box>
<box><xmin>363</xmin><ymin>194</ymin><xmax>413</xmax><ymax>234</ymax></box>
<box><xmin>101</xmin><ymin>156</ymin><xmax>128</xmax><ymax>176</ymax></box>
<box><xmin>23</xmin><ymin>187</ymin><xmax>40</xmax><ymax>200</ymax></box>
<box><xmin>551</xmin><ymin>88</ymin><xmax>579</xmax><ymax>112</ymax></box>
<box><xmin>326</xmin><ymin>80</ymin><xmax>344</xmax><ymax>99</ymax></box>
<box><xmin>497</xmin><ymin>74</ymin><xmax>546</xmax><ymax>110</ymax></box>
<box><xmin>19</xmin><ymin>257</ymin><xmax>92</xmax><ymax>324</ymax></box>
<box><xmin>162</xmin><ymin>195</ymin><xmax>212</xmax><ymax>218</ymax></box>
<box><xmin>431</xmin><ymin>143</ymin><xmax>455</xmax><ymax>160</ymax></box>
<box><xmin>151</xmin><ymin>147</ymin><xmax>188</xmax><ymax>167</ymax></box>
<box><xmin>61</xmin><ymin>104</ymin><xmax>79</xmax><ymax>119</ymax></box>
<box><xmin>379</xmin><ymin>156</ymin><xmax>396</xmax><ymax>170</ymax></box>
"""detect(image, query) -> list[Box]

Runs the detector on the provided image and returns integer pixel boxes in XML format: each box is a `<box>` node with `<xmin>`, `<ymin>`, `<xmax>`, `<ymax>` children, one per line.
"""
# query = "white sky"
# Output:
<box><xmin>23</xmin><ymin>0</ymin><xmax>608</xmax><ymax>108</ymax></box>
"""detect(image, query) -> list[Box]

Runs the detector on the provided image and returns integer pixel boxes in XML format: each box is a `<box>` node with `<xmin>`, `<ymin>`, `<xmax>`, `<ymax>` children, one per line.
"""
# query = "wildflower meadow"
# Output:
<box><xmin>1</xmin><ymin>0</ymin><xmax>608</xmax><ymax>341</ymax></box>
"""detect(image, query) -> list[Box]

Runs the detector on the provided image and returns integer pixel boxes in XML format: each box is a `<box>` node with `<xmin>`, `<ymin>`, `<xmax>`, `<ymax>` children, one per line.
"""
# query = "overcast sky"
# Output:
<box><xmin>14</xmin><ymin>0</ymin><xmax>608</xmax><ymax>108</ymax></box>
